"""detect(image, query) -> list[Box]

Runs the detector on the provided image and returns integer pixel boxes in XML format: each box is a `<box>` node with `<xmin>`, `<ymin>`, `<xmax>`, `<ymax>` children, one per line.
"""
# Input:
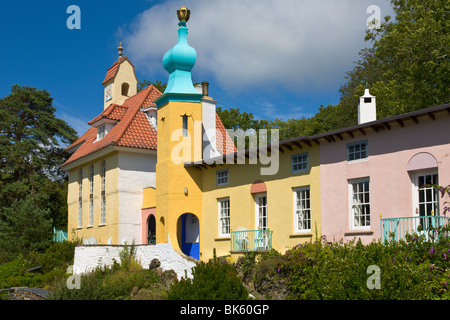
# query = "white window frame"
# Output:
<box><xmin>292</xmin><ymin>152</ymin><xmax>309</xmax><ymax>173</ymax></box>
<box><xmin>100</xmin><ymin>160</ymin><xmax>106</xmax><ymax>225</ymax></box>
<box><xmin>347</xmin><ymin>140</ymin><xmax>368</xmax><ymax>162</ymax></box>
<box><xmin>294</xmin><ymin>186</ymin><xmax>311</xmax><ymax>233</ymax></box>
<box><xmin>97</xmin><ymin>124</ymin><xmax>106</xmax><ymax>140</ymax></box>
<box><xmin>88</xmin><ymin>165</ymin><xmax>94</xmax><ymax>227</ymax></box>
<box><xmin>255</xmin><ymin>193</ymin><xmax>268</xmax><ymax>230</ymax></box>
<box><xmin>216</xmin><ymin>169</ymin><xmax>229</xmax><ymax>186</ymax></box>
<box><xmin>218</xmin><ymin>198</ymin><xmax>230</xmax><ymax>237</ymax></box>
<box><xmin>349</xmin><ymin>178</ymin><xmax>371</xmax><ymax>230</ymax></box>
<box><xmin>78</xmin><ymin>169</ymin><xmax>83</xmax><ymax>228</ymax></box>
<box><xmin>412</xmin><ymin>170</ymin><xmax>439</xmax><ymax>217</ymax></box>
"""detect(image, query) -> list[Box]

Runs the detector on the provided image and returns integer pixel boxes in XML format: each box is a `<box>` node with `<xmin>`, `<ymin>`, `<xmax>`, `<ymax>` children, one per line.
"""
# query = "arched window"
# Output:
<box><xmin>100</xmin><ymin>160</ymin><xmax>106</xmax><ymax>224</ymax></box>
<box><xmin>121</xmin><ymin>82</ymin><xmax>130</xmax><ymax>96</ymax></box>
<box><xmin>89</xmin><ymin>165</ymin><xmax>94</xmax><ymax>226</ymax></box>
<box><xmin>78</xmin><ymin>169</ymin><xmax>83</xmax><ymax>228</ymax></box>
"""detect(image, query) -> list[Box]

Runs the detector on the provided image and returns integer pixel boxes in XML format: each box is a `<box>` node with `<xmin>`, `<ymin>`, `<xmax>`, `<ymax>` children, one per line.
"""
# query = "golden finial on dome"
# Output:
<box><xmin>177</xmin><ymin>6</ymin><xmax>190</xmax><ymax>23</ymax></box>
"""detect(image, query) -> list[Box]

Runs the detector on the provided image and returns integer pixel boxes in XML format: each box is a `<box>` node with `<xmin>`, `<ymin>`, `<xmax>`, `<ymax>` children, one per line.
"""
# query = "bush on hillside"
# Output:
<box><xmin>168</xmin><ymin>250</ymin><xmax>248</xmax><ymax>300</ymax></box>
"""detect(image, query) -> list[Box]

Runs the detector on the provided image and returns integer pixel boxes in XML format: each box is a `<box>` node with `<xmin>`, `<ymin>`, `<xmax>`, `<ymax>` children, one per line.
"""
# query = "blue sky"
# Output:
<box><xmin>0</xmin><ymin>0</ymin><xmax>394</xmax><ymax>137</ymax></box>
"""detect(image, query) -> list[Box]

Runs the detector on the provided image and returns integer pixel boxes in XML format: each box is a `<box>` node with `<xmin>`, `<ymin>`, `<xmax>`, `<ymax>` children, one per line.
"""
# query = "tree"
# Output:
<box><xmin>338</xmin><ymin>0</ymin><xmax>449</xmax><ymax>121</ymax></box>
<box><xmin>137</xmin><ymin>80</ymin><xmax>167</xmax><ymax>93</ymax></box>
<box><xmin>0</xmin><ymin>85</ymin><xmax>77</xmax><ymax>260</ymax></box>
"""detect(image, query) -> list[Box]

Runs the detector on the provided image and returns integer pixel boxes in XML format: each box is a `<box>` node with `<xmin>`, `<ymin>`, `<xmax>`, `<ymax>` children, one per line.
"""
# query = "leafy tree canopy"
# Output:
<box><xmin>0</xmin><ymin>85</ymin><xmax>78</xmax><ymax>260</ymax></box>
<box><xmin>138</xmin><ymin>0</ymin><xmax>448</xmax><ymax>141</ymax></box>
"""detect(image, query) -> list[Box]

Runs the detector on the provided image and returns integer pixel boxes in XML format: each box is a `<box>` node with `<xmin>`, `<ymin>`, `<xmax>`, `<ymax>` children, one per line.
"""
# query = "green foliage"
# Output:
<box><xmin>0</xmin><ymin>194</ymin><xmax>53</xmax><ymax>262</ymax></box>
<box><xmin>274</xmin><ymin>231</ymin><xmax>450</xmax><ymax>300</ymax></box>
<box><xmin>38</xmin><ymin>241</ymin><xmax>77</xmax><ymax>274</ymax></box>
<box><xmin>168</xmin><ymin>251</ymin><xmax>248</xmax><ymax>300</ymax></box>
<box><xmin>0</xmin><ymin>241</ymin><xmax>78</xmax><ymax>289</ymax></box>
<box><xmin>49</xmin><ymin>250</ymin><xmax>160</xmax><ymax>300</ymax></box>
<box><xmin>138</xmin><ymin>79</ymin><xmax>167</xmax><ymax>93</ymax></box>
<box><xmin>0</xmin><ymin>85</ymin><xmax>78</xmax><ymax>260</ymax></box>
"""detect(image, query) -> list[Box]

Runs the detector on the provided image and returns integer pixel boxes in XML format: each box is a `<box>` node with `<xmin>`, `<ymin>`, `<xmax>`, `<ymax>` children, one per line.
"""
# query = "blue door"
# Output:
<box><xmin>181</xmin><ymin>213</ymin><xmax>199</xmax><ymax>260</ymax></box>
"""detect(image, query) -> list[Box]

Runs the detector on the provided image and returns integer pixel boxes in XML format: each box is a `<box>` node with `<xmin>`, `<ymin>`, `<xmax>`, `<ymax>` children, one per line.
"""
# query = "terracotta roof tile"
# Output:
<box><xmin>216</xmin><ymin>113</ymin><xmax>237</xmax><ymax>155</ymax></box>
<box><xmin>102</xmin><ymin>58</ymin><xmax>122</xmax><ymax>85</ymax></box>
<box><xmin>62</xmin><ymin>85</ymin><xmax>236</xmax><ymax>168</ymax></box>
<box><xmin>62</xmin><ymin>86</ymin><xmax>161</xmax><ymax>167</ymax></box>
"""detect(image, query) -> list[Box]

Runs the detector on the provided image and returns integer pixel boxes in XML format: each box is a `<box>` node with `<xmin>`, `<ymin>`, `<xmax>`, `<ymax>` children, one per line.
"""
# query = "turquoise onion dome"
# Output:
<box><xmin>161</xmin><ymin>7</ymin><xmax>200</xmax><ymax>97</ymax></box>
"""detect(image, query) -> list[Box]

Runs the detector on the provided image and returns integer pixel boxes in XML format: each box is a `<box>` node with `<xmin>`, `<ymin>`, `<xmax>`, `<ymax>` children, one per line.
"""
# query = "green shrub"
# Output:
<box><xmin>0</xmin><ymin>255</ymin><xmax>45</xmax><ymax>288</ymax></box>
<box><xmin>49</xmin><ymin>266</ymin><xmax>161</xmax><ymax>300</ymax></box>
<box><xmin>278</xmin><ymin>233</ymin><xmax>450</xmax><ymax>300</ymax></box>
<box><xmin>39</xmin><ymin>241</ymin><xmax>77</xmax><ymax>273</ymax></box>
<box><xmin>168</xmin><ymin>251</ymin><xmax>248</xmax><ymax>300</ymax></box>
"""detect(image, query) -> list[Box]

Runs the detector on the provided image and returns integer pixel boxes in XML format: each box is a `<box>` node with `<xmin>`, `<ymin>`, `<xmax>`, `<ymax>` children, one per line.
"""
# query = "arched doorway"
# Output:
<box><xmin>178</xmin><ymin>213</ymin><xmax>200</xmax><ymax>260</ymax></box>
<box><xmin>147</xmin><ymin>215</ymin><xmax>156</xmax><ymax>245</ymax></box>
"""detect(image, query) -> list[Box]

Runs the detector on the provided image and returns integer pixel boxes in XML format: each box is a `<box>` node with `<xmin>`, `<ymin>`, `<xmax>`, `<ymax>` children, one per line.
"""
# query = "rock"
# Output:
<box><xmin>160</xmin><ymin>269</ymin><xmax>177</xmax><ymax>289</ymax></box>
<box><xmin>149</xmin><ymin>258</ymin><xmax>161</xmax><ymax>269</ymax></box>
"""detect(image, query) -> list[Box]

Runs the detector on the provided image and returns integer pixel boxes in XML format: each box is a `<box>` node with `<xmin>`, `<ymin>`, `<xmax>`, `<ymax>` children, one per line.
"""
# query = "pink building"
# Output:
<box><xmin>319</xmin><ymin>91</ymin><xmax>450</xmax><ymax>244</ymax></box>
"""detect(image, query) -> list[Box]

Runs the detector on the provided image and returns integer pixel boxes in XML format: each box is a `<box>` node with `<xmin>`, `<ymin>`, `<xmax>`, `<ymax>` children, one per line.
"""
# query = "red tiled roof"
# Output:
<box><xmin>62</xmin><ymin>86</ymin><xmax>236</xmax><ymax>167</ymax></box>
<box><xmin>216</xmin><ymin>113</ymin><xmax>237</xmax><ymax>155</ymax></box>
<box><xmin>88</xmin><ymin>104</ymin><xmax>127</xmax><ymax>125</ymax></box>
<box><xmin>62</xmin><ymin>85</ymin><xmax>161</xmax><ymax>167</ymax></box>
<box><xmin>102</xmin><ymin>56</ymin><xmax>136</xmax><ymax>85</ymax></box>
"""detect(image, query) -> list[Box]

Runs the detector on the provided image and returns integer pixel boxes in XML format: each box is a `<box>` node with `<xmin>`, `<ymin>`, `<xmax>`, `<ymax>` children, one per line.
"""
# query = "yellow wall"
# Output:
<box><xmin>200</xmin><ymin>144</ymin><xmax>321</xmax><ymax>261</ymax></box>
<box><xmin>142</xmin><ymin>187</ymin><xmax>156</xmax><ymax>209</ymax></box>
<box><xmin>67</xmin><ymin>152</ymin><xmax>120</xmax><ymax>244</ymax></box>
<box><xmin>156</xmin><ymin>100</ymin><xmax>204</xmax><ymax>255</ymax></box>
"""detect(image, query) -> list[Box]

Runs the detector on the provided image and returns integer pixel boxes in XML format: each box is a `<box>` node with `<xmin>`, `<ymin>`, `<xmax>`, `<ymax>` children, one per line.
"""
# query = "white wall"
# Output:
<box><xmin>202</xmin><ymin>98</ymin><xmax>221</xmax><ymax>159</ymax></box>
<box><xmin>118</xmin><ymin>151</ymin><xmax>156</xmax><ymax>244</ymax></box>
<box><xmin>73</xmin><ymin>243</ymin><xmax>197</xmax><ymax>279</ymax></box>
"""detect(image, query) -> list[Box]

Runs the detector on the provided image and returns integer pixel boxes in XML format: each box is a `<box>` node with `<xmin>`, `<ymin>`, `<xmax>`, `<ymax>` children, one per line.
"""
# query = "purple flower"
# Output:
<box><xmin>444</xmin><ymin>253</ymin><xmax>447</xmax><ymax>260</ymax></box>
<box><xmin>431</xmin><ymin>264</ymin><xmax>434</xmax><ymax>270</ymax></box>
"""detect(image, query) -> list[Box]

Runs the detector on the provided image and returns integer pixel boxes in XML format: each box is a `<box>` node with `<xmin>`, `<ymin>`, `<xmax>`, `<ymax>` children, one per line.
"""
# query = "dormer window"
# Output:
<box><xmin>98</xmin><ymin>124</ymin><xmax>106</xmax><ymax>140</ymax></box>
<box><xmin>141</xmin><ymin>106</ymin><xmax>157</xmax><ymax>129</ymax></box>
<box><xmin>94</xmin><ymin>119</ymin><xmax>117</xmax><ymax>141</ymax></box>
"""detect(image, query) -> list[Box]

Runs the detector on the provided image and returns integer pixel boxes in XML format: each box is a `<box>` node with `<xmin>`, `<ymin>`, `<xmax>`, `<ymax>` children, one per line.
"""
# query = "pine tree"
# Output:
<box><xmin>0</xmin><ymin>85</ymin><xmax>77</xmax><ymax>261</ymax></box>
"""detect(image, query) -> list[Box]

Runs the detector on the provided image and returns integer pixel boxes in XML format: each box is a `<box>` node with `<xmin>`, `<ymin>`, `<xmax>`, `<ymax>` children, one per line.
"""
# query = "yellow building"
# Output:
<box><xmin>61</xmin><ymin>47</ymin><xmax>161</xmax><ymax>245</ymax></box>
<box><xmin>188</xmin><ymin>139</ymin><xmax>321</xmax><ymax>261</ymax></box>
<box><xmin>62</xmin><ymin>7</ymin><xmax>321</xmax><ymax>261</ymax></box>
<box><xmin>148</xmin><ymin>7</ymin><xmax>321</xmax><ymax>261</ymax></box>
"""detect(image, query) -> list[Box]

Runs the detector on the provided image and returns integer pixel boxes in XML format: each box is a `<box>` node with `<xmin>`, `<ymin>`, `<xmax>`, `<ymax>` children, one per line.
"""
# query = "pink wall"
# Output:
<box><xmin>142</xmin><ymin>207</ymin><xmax>156</xmax><ymax>244</ymax></box>
<box><xmin>320</xmin><ymin>113</ymin><xmax>450</xmax><ymax>244</ymax></box>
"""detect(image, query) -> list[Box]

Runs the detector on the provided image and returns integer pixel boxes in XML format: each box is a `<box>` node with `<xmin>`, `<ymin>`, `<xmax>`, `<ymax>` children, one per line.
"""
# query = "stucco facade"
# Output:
<box><xmin>198</xmin><ymin>143</ymin><xmax>321</xmax><ymax>261</ymax></box>
<box><xmin>320</xmin><ymin>106</ymin><xmax>450</xmax><ymax>244</ymax></box>
<box><xmin>65</xmin><ymin>149</ymin><xmax>156</xmax><ymax>245</ymax></box>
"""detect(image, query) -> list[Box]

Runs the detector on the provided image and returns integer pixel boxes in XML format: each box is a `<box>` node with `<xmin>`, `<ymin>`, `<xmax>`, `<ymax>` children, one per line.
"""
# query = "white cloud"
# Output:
<box><xmin>120</xmin><ymin>0</ymin><xmax>393</xmax><ymax>95</ymax></box>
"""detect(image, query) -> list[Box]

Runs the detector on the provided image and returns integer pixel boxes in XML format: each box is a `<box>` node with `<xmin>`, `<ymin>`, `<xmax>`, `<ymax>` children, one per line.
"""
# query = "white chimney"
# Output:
<box><xmin>358</xmin><ymin>88</ymin><xmax>376</xmax><ymax>124</ymax></box>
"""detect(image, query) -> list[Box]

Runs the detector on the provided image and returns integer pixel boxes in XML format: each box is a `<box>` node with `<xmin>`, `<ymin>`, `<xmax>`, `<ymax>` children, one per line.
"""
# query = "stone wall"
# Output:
<box><xmin>73</xmin><ymin>243</ymin><xmax>197</xmax><ymax>279</ymax></box>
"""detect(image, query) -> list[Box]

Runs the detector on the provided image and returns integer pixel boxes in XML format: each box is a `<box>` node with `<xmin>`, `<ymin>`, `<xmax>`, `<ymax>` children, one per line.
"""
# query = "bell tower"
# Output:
<box><xmin>102</xmin><ymin>43</ymin><xmax>139</xmax><ymax>109</ymax></box>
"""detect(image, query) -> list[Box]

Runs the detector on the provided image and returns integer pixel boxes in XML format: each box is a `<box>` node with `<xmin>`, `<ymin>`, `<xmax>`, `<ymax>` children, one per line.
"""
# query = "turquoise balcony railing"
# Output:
<box><xmin>230</xmin><ymin>229</ymin><xmax>273</xmax><ymax>252</ymax></box>
<box><xmin>380</xmin><ymin>216</ymin><xmax>450</xmax><ymax>243</ymax></box>
<box><xmin>53</xmin><ymin>228</ymin><xmax>68</xmax><ymax>242</ymax></box>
